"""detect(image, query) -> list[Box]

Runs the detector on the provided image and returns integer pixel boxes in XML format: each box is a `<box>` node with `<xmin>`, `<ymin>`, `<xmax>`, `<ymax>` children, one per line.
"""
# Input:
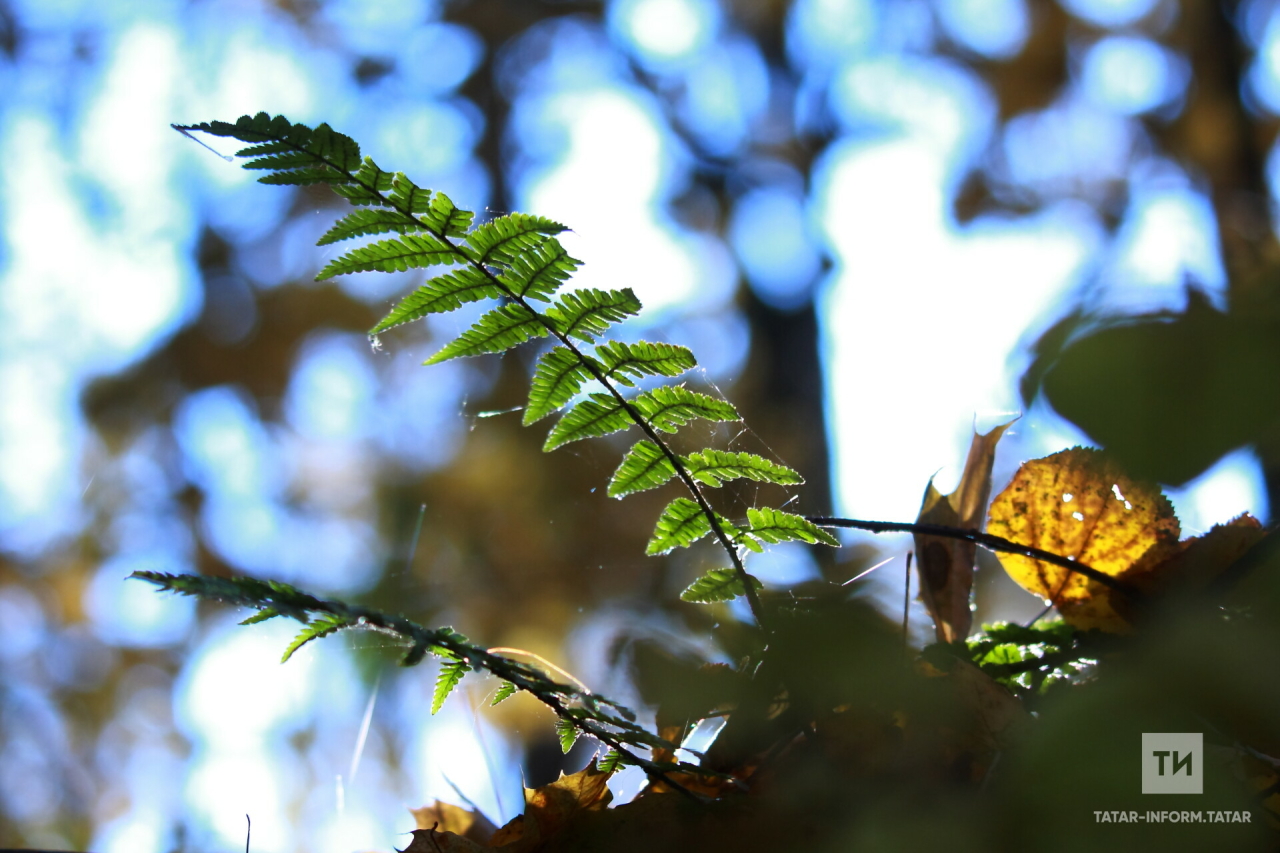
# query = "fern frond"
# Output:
<box><xmin>316</xmin><ymin>234</ymin><xmax>458</xmax><ymax>279</ymax></box>
<box><xmin>432</xmin><ymin>657</ymin><xmax>470</xmax><ymax>714</ymax></box>
<box><xmin>543</xmin><ymin>392</ymin><xmax>633</xmax><ymax>451</ymax></box>
<box><xmin>179</xmin><ymin>113</ymin><xmax>362</xmax><ymax>183</ymax></box>
<box><xmin>680</xmin><ymin>568</ymin><xmax>763</xmax><ymax>603</ymax></box>
<box><xmin>369</xmin><ymin>268</ymin><xmax>505</xmax><ymax>335</ymax></box>
<box><xmin>281</xmin><ymin>613</ymin><xmax>352</xmax><ymax>663</ymax></box>
<box><xmin>683</xmin><ymin>450</ymin><xmax>803</xmax><ymax>489</ymax></box>
<box><xmin>744</xmin><ymin>507</ymin><xmax>839</xmax><ymax>547</ymax></box>
<box><xmin>634</xmin><ymin>385</ymin><xmax>740</xmax><ymax>434</ymax></box>
<box><xmin>556</xmin><ymin>717</ymin><xmax>581</xmax><ymax>753</ymax></box>
<box><xmin>497</xmin><ymin>240</ymin><xmax>582</xmax><ymax>302</ymax></box>
<box><xmin>597</xmin><ymin>749</ymin><xmax>626</xmax><ymax>773</ymax></box>
<box><xmin>492</xmin><ymin>681</ymin><xmax>518</xmax><ymax>706</ymax></box>
<box><xmin>647</xmin><ymin>498</ymin><xmax>741</xmax><ymax>556</ymax></box>
<box><xmin>608</xmin><ymin>440</ymin><xmax>677</xmax><ymax>498</ymax></box>
<box><xmin>318</xmin><ymin>208</ymin><xmax>427</xmax><ymax>246</ymax></box>
<box><xmin>422</xmin><ymin>191</ymin><xmax>473</xmax><ymax>237</ymax></box>
<box><xmin>547</xmin><ymin>288</ymin><xmax>643</xmax><ymax>342</ymax></box>
<box><xmin>464</xmin><ymin>213</ymin><xmax>568</xmax><ymax>266</ymax></box>
<box><xmin>424</xmin><ymin>303</ymin><xmax>551</xmax><ymax>365</ymax></box>
<box><xmin>595</xmin><ymin>340</ymin><xmax>695</xmax><ymax>386</ymax></box>
<box><xmin>524</xmin><ymin>346</ymin><xmax>593</xmax><ymax>425</ymax></box>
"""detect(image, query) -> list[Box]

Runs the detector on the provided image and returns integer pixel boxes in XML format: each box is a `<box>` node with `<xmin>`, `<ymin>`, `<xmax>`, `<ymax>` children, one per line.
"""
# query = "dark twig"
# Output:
<box><xmin>806</xmin><ymin>516</ymin><xmax>1142</xmax><ymax>601</ymax></box>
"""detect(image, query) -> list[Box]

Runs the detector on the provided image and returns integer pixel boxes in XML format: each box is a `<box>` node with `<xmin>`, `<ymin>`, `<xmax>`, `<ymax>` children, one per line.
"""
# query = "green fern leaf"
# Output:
<box><xmin>595</xmin><ymin>340</ymin><xmax>695</xmax><ymax>386</ymax></box>
<box><xmin>386</xmin><ymin>172</ymin><xmax>433</xmax><ymax>214</ymax></box>
<box><xmin>547</xmin><ymin>288</ymin><xmax>643</xmax><ymax>342</ymax></box>
<box><xmin>332</xmin><ymin>158</ymin><xmax>395</xmax><ymax>206</ymax></box>
<box><xmin>492</xmin><ymin>681</ymin><xmax>518</xmax><ymax>706</ymax></box>
<box><xmin>432</xmin><ymin>657</ymin><xmax>470</xmax><ymax>714</ymax></box>
<box><xmin>682</xmin><ymin>450</ymin><xmax>803</xmax><ymax>489</ymax></box>
<box><xmin>634</xmin><ymin>385</ymin><xmax>740</xmax><ymax>434</ymax></box>
<box><xmin>608</xmin><ymin>440</ymin><xmax>676</xmax><ymax>498</ymax></box>
<box><xmin>543</xmin><ymin>392</ymin><xmax>632</xmax><ymax>451</ymax></box>
<box><xmin>497</xmin><ymin>239</ymin><xmax>581</xmax><ymax>302</ymax></box>
<box><xmin>597</xmin><ymin>749</ymin><xmax>625</xmax><ymax>773</ymax></box>
<box><xmin>680</xmin><ymin>568</ymin><xmax>763</xmax><ymax>603</ymax></box>
<box><xmin>524</xmin><ymin>347</ymin><xmax>592</xmax><ymax>425</ymax></box>
<box><xmin>257</xmin><ymin>167</ymin><xmax>347</xmax><ymax>186</ymax></box>
<box><xmin>422</xmin><ymin>191</ymin><xmax>474</xmax><ymax>237</ymax></box>
<box><xmin>316</xmin><ymin>234</ymin><xmax>458</xmax><ymax>279</ymax></box>
<box><xmin>424</xmin><ymin>303</ymin><xmax>550</xmax><ymax>364</ymax></box>
<box><xmin>369</xmin><ymin>268</ymin><xmax>505</xmax><ymax>335</ymax></box>
<box><xmin>465</xmin><ymin>213</ymin><xmax>568</xmax><ymax>266</ymax></box>
<box><xmin>556</xmin><ymin>717</ymin><xmax>580</xmax><ymax>753</ymax></box>
<box><xmin>184</xmin><ymin>113</ymin><xmax>363</xmax><ymax>182</ymax></box>
<box><xmin>744</xmin><ymin>507</ymin><xmax>839</xmax><ymax>547</ymax></box>
<box><xmin>647</xmin><ymin>498</ymin><xmax>713</xmax><ymax>555</ymax></box>
<box><xmin>281</xmin><ymin>613</ymin><xmax>351</xmax><ymax>663</ymax></box>
<box><xmin>239</xmin><ymin>607</ymin><xmax>280</xmax><ymax>625</ymax></box>
<box><xmin>318</xmin><ymin>208</ymin><xmax>424</xmax><ymax>246</ymax></box>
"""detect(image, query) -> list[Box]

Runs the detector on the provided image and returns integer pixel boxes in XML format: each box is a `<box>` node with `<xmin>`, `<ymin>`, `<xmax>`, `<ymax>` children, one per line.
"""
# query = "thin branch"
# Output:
<box><xmin>806</xmin><ymin>516</ymin><xmax>1141</xmax><ymax>601</ymax></box>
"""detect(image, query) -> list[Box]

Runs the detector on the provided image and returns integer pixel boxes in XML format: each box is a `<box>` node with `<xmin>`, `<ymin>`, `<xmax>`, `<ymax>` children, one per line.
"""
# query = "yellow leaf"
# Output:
<box><xmin>986</xmin><ymin>447</ymin><xmax>1179</xmax><ymax>632</ymax></box>
<box><xmin>914</xmin><ymin>419</ymin><xmax>1015</xmax><ymax>643</ymax></box>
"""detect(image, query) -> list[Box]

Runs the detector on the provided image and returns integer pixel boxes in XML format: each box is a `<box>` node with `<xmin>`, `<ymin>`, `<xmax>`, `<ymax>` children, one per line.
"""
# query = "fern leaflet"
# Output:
<box><xmin>634</xmin><ymin>385</ymin><xmax>740</xmax><ymax>434</ymax></box>
<box><xmin>318</xmin><ymin>208</ymin><xmax>426</xmax><ymax>246</ymax></box>
<box><xmin>424</xmin><ymin>303</ymin><xmax>551</xmax><ymax>364</ymax></box>
<box><xmin>281</xmin><ymin>613</ymin><xmax>352</xmax><ymax>663</ymax></box>
<box><xmin>744</xmin><ymin>507</ymin><xmax>840</xmax><ymax>547</ymax></box>
<box><xmin>647</xmin><ymin>498</ymin><xmax>742</xmax><ymax>556</ymax></box>
<box><xmin>547</xmin><ymin>288</ymin><xmax>643</xmax><ymax>342</ymax></box>
<box><xmin>680</xmin><ymin>568</ymin><xmax>764</xmax><ymax>603</ymax></box>
<box><xmin>683</xmin><ymin>450</ymin><xmax>803</xmax><ymax>489</ymax></box>
<box><xmin>370</xmin><ymin>268</ymin><xmax>505</xmax><ymax>334</ymax></box>
<box><xmin>492</xmin><ymin>681</ymin><xmax>518</xmax><ymax>706</ymax></box>
<box><xmin>596</xmin><ymin>340</ymin><xmax>695</xmax><ymax>386</ymax></box>
<box><xmin>422</xmin><ymin>191</ymin><xmax>473</xmax><ymax>237</ymax></box>
<box><xmin>464</xmin><ymin>213</ymin><xmax>568</xmax><ymax>266</ymax></box>
<box><xmin>608</xmin><ymin>440</ymin><xmax>677</xmax><ymax>498</ymax></box>
<box><xmin>316</xmin><ymin>234</ymin><xmax>458</xmax><ymax>279</ymax></box>
<box><xmin>525</xmin><ymin>346</ymin><xmax>593</xmax><ymax>425</ymax></box>
<box><xmin>432</xmin><ymin>657</ymin><xmax>470</xmax><ymax>715</ymax></box>
<box><xmin>544</xmin><ymin>392</ymin><xmax>633</xmax><ymax>451</ymax></box>
<box><xmin>556</xmin><ymin>717</ymin><xmax>581</xmax><ymax>753</ymax></box>
<box><xmin>497</xmin><ymin>240</ymin><xmax>581</xmax><ymax>301</ymax></box>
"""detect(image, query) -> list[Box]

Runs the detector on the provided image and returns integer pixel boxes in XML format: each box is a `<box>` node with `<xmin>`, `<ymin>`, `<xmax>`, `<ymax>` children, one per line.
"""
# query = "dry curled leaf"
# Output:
<box><xmin>986</xmin><ymin>447</ymin><xmax>1180</xmax><ymax>632</ymax></box>
<box><xmin>914</xmin><ymin>419</ymin><xmax>1015</xmax><ymax>643</ymax></box>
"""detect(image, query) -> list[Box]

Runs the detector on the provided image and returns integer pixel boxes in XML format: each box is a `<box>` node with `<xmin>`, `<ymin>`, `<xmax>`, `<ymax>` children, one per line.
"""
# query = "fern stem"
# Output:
<box><xmin>806</xmin><ymin>516</ymin><xmax>1141</xmax><ymax>601</ymax></box>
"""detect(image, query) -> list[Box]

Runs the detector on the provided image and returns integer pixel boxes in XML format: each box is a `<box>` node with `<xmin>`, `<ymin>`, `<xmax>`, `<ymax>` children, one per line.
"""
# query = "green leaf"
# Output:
<box><xmin>680</xmin><ymin>568</ymin><xmax>763</xmax><ymax>603</ymax></box>
<box><xmin>316</xmin><ymin>234</ymin><xmax>458</xmax><ymax>279</ymax></box>
<box><xmin>257</xmin><ymin>167</ymin><xmax>346</xmax><ymax>186</ymax></box>
<box><xmin>281</xmin><ymin>613</ymin><xmax>351</xmax><ymax>663</ymax></box>
<box><xmin>318</xmin><ymin>208</ymin><xmax>424</xmax><ymax>246</ymax></box>
<box><xmin>369</xmin><ymin>268</ymin><xmax>505</xmax><ymax>334</ymax></box>
<box><xmin>422</xmin><ymin>191</ymin><xmax>474</xmax><ymax>237</ymax></box>
<box><xmin>424</xmin><ymin>303</ymin><xmax>551</xmax><ymax>364</ymax></box>
<box><xmin>556</xmin><ymin>717</ymin><xmax>580</xmax><ymax>753</ymax></box>
<box><xmin>465</xmin><ymin>213</ymin><xmax>568</xmax><ymax>266</ymax></box>
<box><xmin>547</xmin><ymin>288</ymin><xmax>643</xmax><ymax>342</ymax></box>
<box><xmin>744</xmin><ymin>507</ymin><xmax>839</xmax><ymax>547</ymax></box>
<box><xmin>595</xmin><ymin>340</ymin><xmax>695</xmax><ymax>386</ymax></box>
<box><xmin>497</xmin><ymin>239</ymin><xmax>581</xmax><ymax>301</ymax></box>
<box><xmin>543</xmin><ymin>392</ymin><xmax>632</xmax><ymax>451</ymax></box>
<box><xmin>634</xmin><ymin>385</ymin><xmax>740</xmax><ymax>434</ymax></box>
<box><xmin>647</xmin><ymin>498</ymin><xmax>713</xmax><ymax>555</ymax></box>
<box><xmin>491</xmin><ymin>681</ymin><xmax>518</xmax><ymax>706</ymax></box>
<box><xmin>239</xmin><ymin>607</ymin><xmax>280</xmax><ymax>625</ymax></box>
<box><xmin>597</xmin><ymin>749</ymin><xmax>625</xmax><ymax>773</ymax></box>
<box><xmin>432</xmin><ymin>658</ymin><xmax>470</xmax><ymax>714</ymax></box>
<box><xmin>525</xmin><ymin>347</ymin><xmax>592</xmax><ymax>425</ymax></box>
<box><xmin>682</xmin><ymin>450</ymin><xmax>803</xmax><ymax>489</ymax></box>
<box><xmin>608</xmin><ymin>440</ymin><xmax>677</xmax><ymax>498</ymax></box>
<box><xmin>332</xmin><ymin>158</ymin><xmax>395</xmax><ymax>206</ymax></box>
<box><xmin>387</xmin><ymin>172</ymin><xmax>434</xmax><ymax>214</ymax></box>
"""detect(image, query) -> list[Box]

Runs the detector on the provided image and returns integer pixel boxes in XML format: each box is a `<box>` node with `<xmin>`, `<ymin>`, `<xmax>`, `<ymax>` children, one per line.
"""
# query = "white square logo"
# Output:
<box><xmin>1142</xmin><ymin>733</ymin><xmax>1202</xmax><ymax>794</ymax></box>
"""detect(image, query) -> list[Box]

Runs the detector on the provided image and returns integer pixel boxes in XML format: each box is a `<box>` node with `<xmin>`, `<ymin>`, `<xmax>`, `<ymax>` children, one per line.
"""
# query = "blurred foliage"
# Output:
<box><xmin>5</xmin><ymin>0</ymin><xmax>1280</xmax><ymax>849</ymax></box>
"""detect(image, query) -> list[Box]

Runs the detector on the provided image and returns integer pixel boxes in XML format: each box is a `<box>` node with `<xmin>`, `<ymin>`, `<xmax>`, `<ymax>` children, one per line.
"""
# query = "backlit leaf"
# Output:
<box><xmin>608</xmin><ymin>440</ymin><xmax>677</xmax><ymax>498</ymax></box>
<box><xmin>744</xmin><ymin>507</ymin><xmax>839</xmax><ymax>547</ymax></box>
<box><xmin>680</xmin><ymin>568</ymin><xmax>763</xmax><ymax>603</ymax></box>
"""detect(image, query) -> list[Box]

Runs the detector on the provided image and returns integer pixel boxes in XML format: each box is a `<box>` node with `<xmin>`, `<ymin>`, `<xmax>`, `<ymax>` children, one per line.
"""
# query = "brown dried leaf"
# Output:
<box><xmin>914</xmin><ymin>419</ymin><xmax>1015</xmax><ymax>643</ymax></box>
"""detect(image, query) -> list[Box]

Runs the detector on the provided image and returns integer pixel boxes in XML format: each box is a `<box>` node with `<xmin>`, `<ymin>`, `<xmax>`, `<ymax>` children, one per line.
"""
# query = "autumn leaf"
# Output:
<box><xmin>914</xmin><ymin>419</ymin><xmax>1015</xmax><ymax>643</ymax></box>
<box><xmin>986</xmin><ymin>447</ymin><xmax>1180</xmax><ymax>632</ymax></box>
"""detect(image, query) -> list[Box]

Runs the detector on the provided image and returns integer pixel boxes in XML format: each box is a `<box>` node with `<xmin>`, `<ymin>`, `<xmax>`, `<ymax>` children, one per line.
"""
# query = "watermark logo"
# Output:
<box><xmin>1142</xmin><ymin>733</ymin><xmax>1202</xmax><ymax>794</ymax></box>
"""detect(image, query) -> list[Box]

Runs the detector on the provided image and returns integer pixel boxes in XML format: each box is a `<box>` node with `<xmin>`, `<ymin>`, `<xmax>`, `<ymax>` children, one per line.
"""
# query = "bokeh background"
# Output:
<box><xmin>0</xmin><ymin>0</ymin><xmax>1276</xmax><ymax>850</ymax></box>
